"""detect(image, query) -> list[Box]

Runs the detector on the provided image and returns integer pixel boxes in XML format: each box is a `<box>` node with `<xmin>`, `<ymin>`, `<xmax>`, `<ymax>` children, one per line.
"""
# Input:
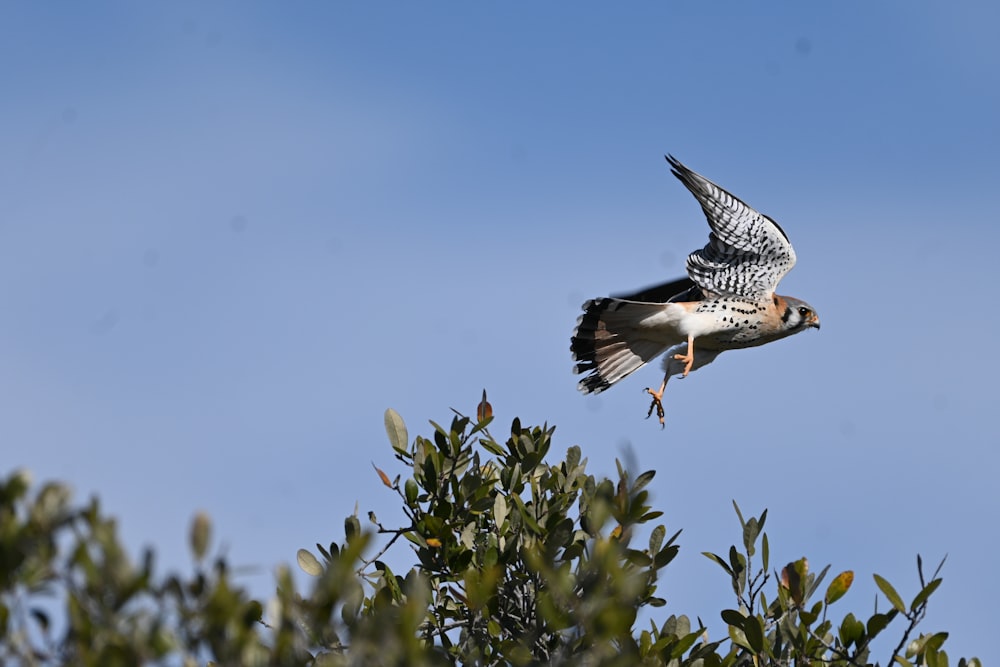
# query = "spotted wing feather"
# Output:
<box><xmin>667</xmin><ymin>155</ymin><xmax>796</xmax><ymax>300</ymax></box>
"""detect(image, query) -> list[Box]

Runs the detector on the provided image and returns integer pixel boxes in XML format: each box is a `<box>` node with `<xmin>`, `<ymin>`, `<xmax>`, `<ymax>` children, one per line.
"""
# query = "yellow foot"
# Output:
<box><xmin>673</xmin><ymin>352</ymin><xmax>694</xmax><ymax>377</ymax></box>
<box><xmin>644</xmin><ymin>386</ymin><xmax>666</xmax><ymax>428</ymax></box>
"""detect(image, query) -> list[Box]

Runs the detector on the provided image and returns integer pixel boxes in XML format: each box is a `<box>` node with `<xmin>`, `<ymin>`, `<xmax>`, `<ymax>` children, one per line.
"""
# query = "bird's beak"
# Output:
<box><xmin>809</xmin><ymin>317</ymin><xmax>821</xmax><ymax>330</ymax></box>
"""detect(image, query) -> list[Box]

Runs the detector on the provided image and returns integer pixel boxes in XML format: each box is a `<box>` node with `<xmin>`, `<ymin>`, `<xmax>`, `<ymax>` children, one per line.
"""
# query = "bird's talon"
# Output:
<box><xmin>644</xmin><ymin>387</ymin><xmax>666</xmax><ymax>427</ymax></box>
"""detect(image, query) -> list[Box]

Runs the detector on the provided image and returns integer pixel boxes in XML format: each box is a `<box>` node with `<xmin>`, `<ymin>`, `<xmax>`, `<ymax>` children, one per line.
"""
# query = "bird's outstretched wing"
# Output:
<box><xmin>667</xmin><ymin>155</ymin><xmax>796</xmax><ymax>300</ymax></box>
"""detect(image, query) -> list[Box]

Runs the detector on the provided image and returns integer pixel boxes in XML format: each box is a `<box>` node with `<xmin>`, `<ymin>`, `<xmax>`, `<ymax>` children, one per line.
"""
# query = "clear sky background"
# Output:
<box><xmin>2</xmin><ymin>1</ymin><xmax>997</xmax><ymax>659</ymax></box>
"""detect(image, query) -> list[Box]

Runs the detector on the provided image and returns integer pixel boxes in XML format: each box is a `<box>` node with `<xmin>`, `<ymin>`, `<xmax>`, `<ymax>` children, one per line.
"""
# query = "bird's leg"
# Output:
<box><xmin>673</xmin><ymin>334</ymin><xmax>696</xmax><ymax>377</ymax></box>
<box><xmin>644</xmin><ymin>379</ymin><xmax>667</xmax><ymax>428</ymax></box>
<box><xmin>645</xmin><ymin>336</ymin><xmax>697</xmax><ymax>428</ymax></box>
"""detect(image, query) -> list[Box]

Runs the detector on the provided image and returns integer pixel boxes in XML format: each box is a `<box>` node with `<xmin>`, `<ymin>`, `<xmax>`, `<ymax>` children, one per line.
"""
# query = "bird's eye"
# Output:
<box><xmin>798</xmin><ymin>307</ymin><xmax>809</xmax><ymax>317</ymax></box>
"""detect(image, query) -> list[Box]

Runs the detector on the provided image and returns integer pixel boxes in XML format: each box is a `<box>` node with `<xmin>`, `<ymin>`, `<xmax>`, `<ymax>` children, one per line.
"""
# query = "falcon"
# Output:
<box><xmin>571</xmin><ymin>156</ymin><xmax>820</xmax><ymax>426</ymax></box>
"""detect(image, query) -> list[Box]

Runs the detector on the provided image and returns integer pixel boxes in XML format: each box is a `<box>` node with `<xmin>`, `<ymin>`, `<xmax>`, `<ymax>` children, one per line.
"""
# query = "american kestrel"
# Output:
<box><xmin>571</xmin><ymin>156</ymin><xmax>820</xmax><ymax>426</ymax></box>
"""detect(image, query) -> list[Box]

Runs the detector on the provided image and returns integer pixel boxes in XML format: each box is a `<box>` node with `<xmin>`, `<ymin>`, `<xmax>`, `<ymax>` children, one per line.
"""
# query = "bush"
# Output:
<box><xmin>0</xmin><ymin>394</ymin><xmax>980</xmax><ymax>666</ymax></box>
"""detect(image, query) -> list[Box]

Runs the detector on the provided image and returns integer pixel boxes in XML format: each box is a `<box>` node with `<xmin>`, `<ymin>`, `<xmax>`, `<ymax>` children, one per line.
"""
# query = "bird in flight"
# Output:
<box><xmin>571</xmin><ymin>156</ymin><xmax>820</xmax><ymax>426</ymax></box>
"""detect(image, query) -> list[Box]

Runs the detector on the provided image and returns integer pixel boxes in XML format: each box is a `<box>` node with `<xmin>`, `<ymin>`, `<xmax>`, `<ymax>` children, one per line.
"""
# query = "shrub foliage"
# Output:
<box><xmin>0</xmin><ymin>394</ymin><xmax>979</xmax><ymax>666</ymax></box>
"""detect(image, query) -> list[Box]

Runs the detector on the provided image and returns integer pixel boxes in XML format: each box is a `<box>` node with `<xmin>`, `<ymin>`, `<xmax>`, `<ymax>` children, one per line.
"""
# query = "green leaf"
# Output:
<box><xmin>470</xmin><ymin>495</ymin><xmax>494</xmax><ymax>513</ymax></box>
<box><xmin>341</xmin><ymin>577</ymin><xmax>364</xmax><ymax>623</ymax></box>
<box><xmin>639</xmin><ymin>629</ymin><xmax>652</xmax><ymax>655</ymax></box>
<box><xmin>448</xmin><ymin>427</ymin><xmax>464</xmax><ymax>458</ymax></box>
<box><xmin>922</xmin><ymin>632</ymin><xmax>949</xmax><ymax>654</ymax></box>
<box><xmin>625</xmin><ymin>549</ymin><xmax>652</xmax><ymax>566</ymax></box>
<box><xmin>493</xmin><ymin>493</ymin><xmax>507</xmax><ymax>529</ymax></box>
<box><xmin>732</xmin><ymin>500</ymin><xmax>746</xmax><ymax>530</ymax></box>
<box><xmin>669</xmin><ymin>630</ymin><xmax>703</xmax><ymax>658</ymax></box>
<box><xmin>867</xmin><ymin>611</ymin><xmax>895</xmax><ymax>638</ymax></box>
<box><xmin>405</xmin><ymin>478</ymin><xmax>419</xmax><ymax>504</ymax></box>
<box><xmin>743</xmin><ymin>614</ymin><xmax>765</xmax><ymax>653</ymax></box>
<box><xmin>910</xmin><ymin>578</ymin><xmax>942</xmax><ymax>612</ymax></box>
<box><xmin>518</xmin><ymin>433</ymin><xmax>536</xmax><ymax>457</ymax></box>
<box><xmin>661</xmin><ymin>614</ymin><xmax>690</xmax><ymax>638</ymax></box>
<box><xmin>728</xmin><ymin>623</ymin><xmax>751</xmax><ymax>651</ymax></box>
<box><xmin>345</xmin><ymin>515</ymin><xmax>362</xmax><ymax>543</ymax></box>
<box><xmin>743</xmin><ymin>517</ymin><xmax>759</xmax><ymax>557</ymax></box>
<box><xmin>729</xmin><ymin>546</ymin><xmax>747</xmax><ymax>596</ymax></box>
<box><xmin>807</xmin><ymin>563</ymin><xmax>831</xmax><ymax>600</ymax></box>
<box><xmin>649</xmin><ymin>524</ymin><xmax>665</xmax><ymax>555</ymax></box>
<box><xmin>421</xmin><ymin>454</ymin><xmax>439</xmax><ymax>493</ymax></box>
<box><xmin>800</xmin><ymin>604</ymin><xmax>819</xmax><ymax>626</ymax></box>
<box><xmin>654</xmin><ymin>545</ymin><xmax>679</xmax><ymax>569</ymax></box>
<box><xmin>296</xmin><ymin>549</ymin><xmax>323</xmax><ymax>576</ymax></box>
<box><xmin>839</xmin><ymin>612</ymin><xmax>865</xmax><ymax>647</ymax></box>
<box><xmin>566</xmin><ymin>446</ymin><xmax>581</xmax><ymax>473</ymax></box>
<box><xmin>874</xmin><ymin>573</ymin><xmax>907</xmax><ymax>613</ymax></box>
<box><xmin>927</xmin><ymin>647</ymin><xmax>944</xmax><ymax>667</ymax></box>
<box><xmin>384</xmin><ymin>408</ymin><xmax>409</xmax><ymax>454</ymax></box>
<box><xmin>633</xmin><ymin>470</ymin><xmax>656</xmax><ymax>493</ymax></box>
<box><xmin>375</xmin><ymin>561</ymin><xmax>404</xmax><ymax>602</ymax></box>
<box><xmin>480</xmin><ymin>437</ymin><xmax>505</xmax><ymax>456</ymax></box>
<box><xmin>703</xmin><ymin>551</ymin><xmax>734</xmax><ymax>577</ymax></box>
<box><xmin>720</xmin><ymin>609</ymin><xmax>745</xmax><ymax>628</ymax></box>
<box><xmin>189</xmin><ymin>511</ymin><xmax>211</xmax><ymax>562</ymax></box>
<box><xmin>547</xmin><ymin>518</ymin><xmax>574</xmax><ymax>552</ymax></box>
<box><xmin>825</xmin><ymin>570</ymin><xmax>854</xmax><ymax>605</ymax></box>
<box><xmin>729</xmin><ymin>545</ymin><xmax>746</xmax><ymax>576</ymax></box>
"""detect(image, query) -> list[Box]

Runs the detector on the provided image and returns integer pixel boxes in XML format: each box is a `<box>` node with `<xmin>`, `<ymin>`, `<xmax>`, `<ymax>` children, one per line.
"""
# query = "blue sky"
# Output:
<box><xmin>2</xmin><ymin>1</ymin><xmax>997</xmax><ymax>659</ymax></box>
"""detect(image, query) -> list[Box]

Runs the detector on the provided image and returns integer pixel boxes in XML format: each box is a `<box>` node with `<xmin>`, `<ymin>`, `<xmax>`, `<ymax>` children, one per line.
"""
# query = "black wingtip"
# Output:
<box><xmin>664</xmin><ymin>154</ymin><xmax>689</xmax><ymax>181</ymax></box>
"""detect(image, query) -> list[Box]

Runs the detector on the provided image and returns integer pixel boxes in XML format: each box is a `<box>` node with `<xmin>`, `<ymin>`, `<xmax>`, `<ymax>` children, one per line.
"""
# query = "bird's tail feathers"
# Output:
<box><xmin>571</xmin><ymin>298</ymin><xmax>674</xmax><ymax>394</ymax></box>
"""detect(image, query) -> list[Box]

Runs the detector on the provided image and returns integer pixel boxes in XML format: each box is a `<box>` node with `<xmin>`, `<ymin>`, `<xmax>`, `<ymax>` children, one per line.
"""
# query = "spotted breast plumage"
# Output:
<box><xmin>570</xmin><ymin>155</ymin><xmax>820</xmax><ymax>425</ymax></box>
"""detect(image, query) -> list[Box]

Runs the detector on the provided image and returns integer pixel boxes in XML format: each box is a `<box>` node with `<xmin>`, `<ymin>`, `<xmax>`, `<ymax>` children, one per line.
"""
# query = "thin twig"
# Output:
<box><xmin>356</xmin><ymin>529</ymin><xmax>407</xmax><ymax>575</ymax></box>
<box><xmin>888</xmin><ymin>606</ymin><xmax>927</xmax><ymax>667</ymax></box>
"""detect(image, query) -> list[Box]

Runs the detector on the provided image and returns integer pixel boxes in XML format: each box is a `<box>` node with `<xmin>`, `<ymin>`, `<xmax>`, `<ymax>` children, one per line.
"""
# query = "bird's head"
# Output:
<box><xmin>778</xmin><ymin>296</ymin><xmax>821</xmax><ymax>332</ymax></box>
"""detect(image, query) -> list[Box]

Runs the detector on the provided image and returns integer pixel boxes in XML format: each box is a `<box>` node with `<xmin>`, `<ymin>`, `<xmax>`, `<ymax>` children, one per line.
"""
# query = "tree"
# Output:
<box><xmin>0</xmin><ymin>394</ymin><xmax>980</xmax><ymax>666</ymax></box>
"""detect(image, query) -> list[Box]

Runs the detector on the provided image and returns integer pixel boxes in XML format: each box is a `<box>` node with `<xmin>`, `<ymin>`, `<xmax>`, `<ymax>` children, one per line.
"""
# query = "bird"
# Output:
<box><xmin>570</xmin><ymin>155</ymin><xmax>820</xmax><ymax>426</ymax></box>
